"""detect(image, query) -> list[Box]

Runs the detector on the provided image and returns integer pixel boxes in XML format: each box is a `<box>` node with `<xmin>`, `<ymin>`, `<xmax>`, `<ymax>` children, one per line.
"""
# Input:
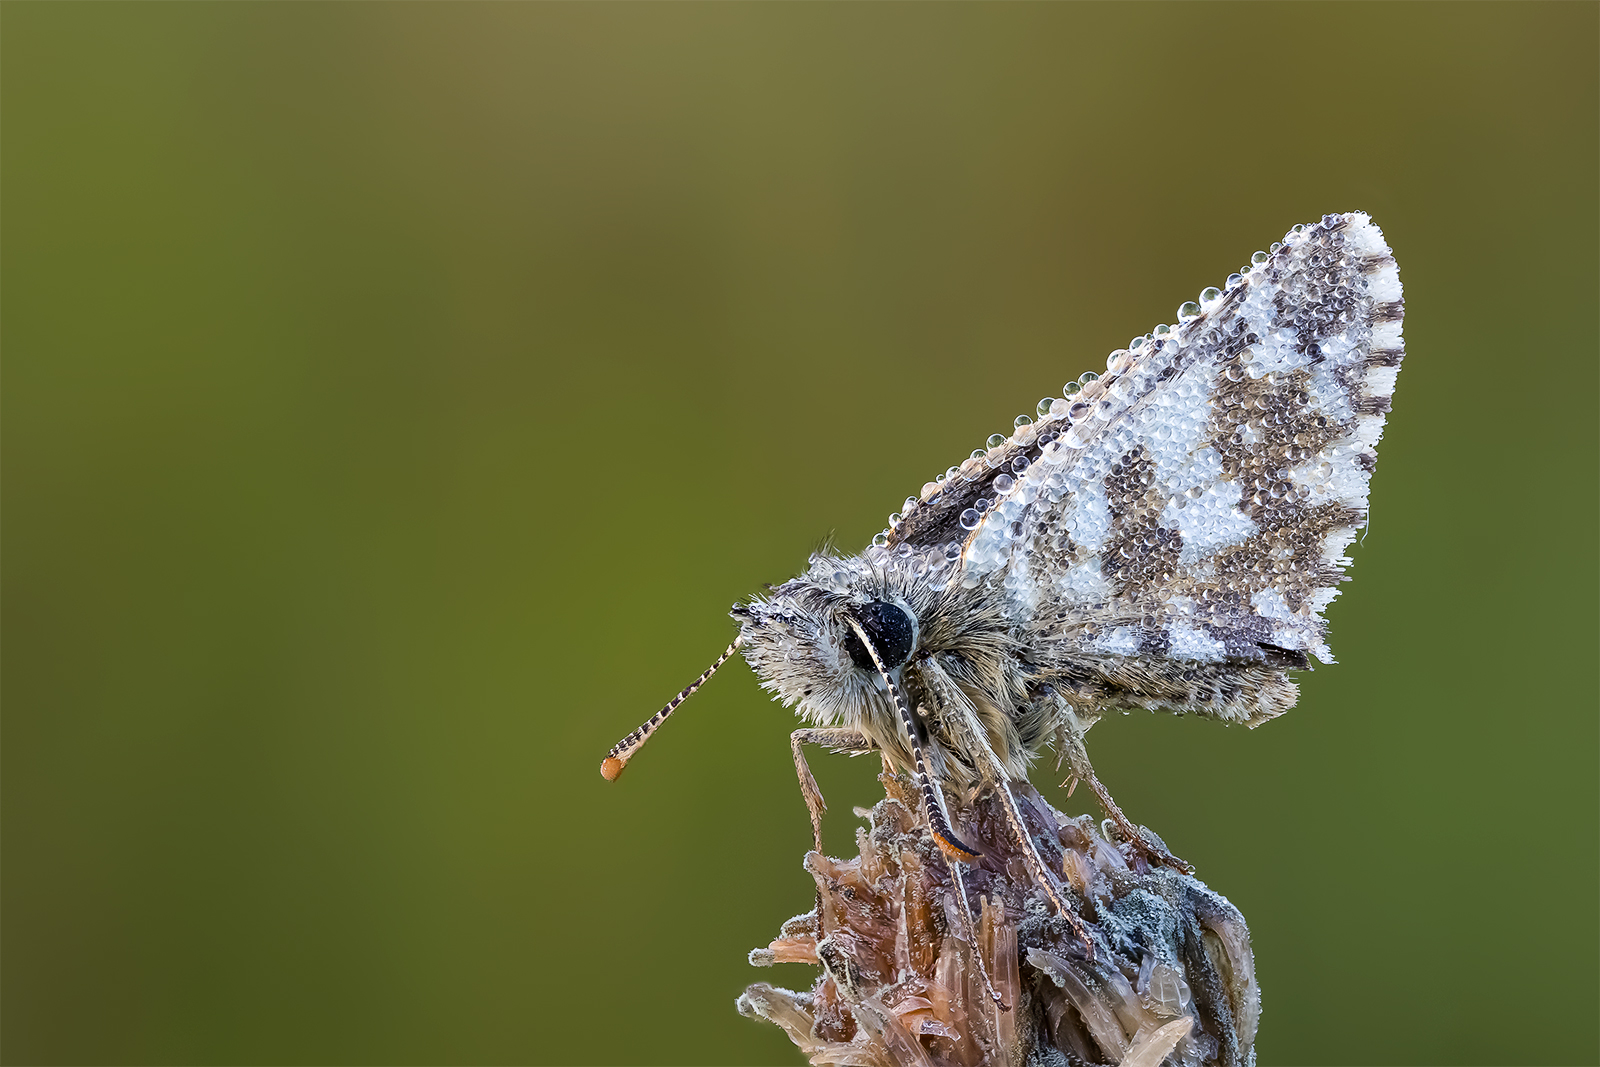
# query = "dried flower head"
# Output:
<box><xmin>741</xmin><ymin>774</ymin><xmax>1259</xmax><ymax>1067</ymax></box>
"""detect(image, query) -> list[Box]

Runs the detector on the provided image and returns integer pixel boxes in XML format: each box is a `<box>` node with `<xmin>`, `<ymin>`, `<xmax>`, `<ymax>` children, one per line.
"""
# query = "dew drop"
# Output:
<box><xmin>959</xmin><ymin>508</ymin><xmax>981</xmax><ymax>530</ymax></box>
<box><xmin>993</xmin><ymin>473</ymin><xmax>1015</xmax><ymax>493</ymax></box>
<box><xmin>1225</xmin><ymin>273</ymin><xmax>1243</xmax><ymax>289</ymax></box>
<box><xmin>1014</xmin><ymin>414</ymin><xmax>1033</xmax><ymax>429</ymax></box>
<box><xmin>1063</xmin><ymin>381</ymin><xmax>1082</xmax><ymax>396</ymax></box>
<box><xmin>1252</xmin><ymin>251</ymin><xmax>1269</xmax><ymax>266</ymax></box>
<box><xmin>970</xmin><ymin>448</ymin><xmax>986</xmax><ymax>461</ymax></box>
<box><xmin>872</xmin><ymin>532</ymin><xmax>889</xmax><ymax>547</ymax></box>
<box><xmin>1078</xmin><ymin>371</ymin><xmax>1100</xmax><ymax>385</ymax></box>
<box><xmin>1152</xmin><ymin>324</ymin><xmax>1172</xmax><ymax>337</ymax></box>
<box><xmin>987</xmin><ymin>433</ymin><xmax>1007</xmax><ymax>449</ymax></box>
<box><xmin>1177</xmin><ymin>301</ymin><xmax>1201</xmax><ymax>321</ymax></box>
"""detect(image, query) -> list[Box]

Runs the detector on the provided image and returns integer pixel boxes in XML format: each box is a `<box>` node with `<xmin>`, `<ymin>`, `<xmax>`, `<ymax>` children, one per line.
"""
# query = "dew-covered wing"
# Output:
<box><xmin>884</xmin><ymin>212</ymin><xmax>1404</xmax><ymax>667</ymax></box>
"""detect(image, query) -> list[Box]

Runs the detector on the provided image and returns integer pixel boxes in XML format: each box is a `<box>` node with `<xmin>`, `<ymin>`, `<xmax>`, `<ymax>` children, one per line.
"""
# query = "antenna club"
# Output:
<box><xmin>598</xmin><ymin>639</ymin><xmax>742</xmax><ymax>781</ymax></box>
<box><xmin>931</xmin><ymin>828</ymin><xmax>983</xmax><ymax>862</ymax></box>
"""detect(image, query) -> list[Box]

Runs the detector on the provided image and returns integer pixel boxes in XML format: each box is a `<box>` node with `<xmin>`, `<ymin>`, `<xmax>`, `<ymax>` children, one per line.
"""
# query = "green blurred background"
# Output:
<box><xmin>4</xmin><ymin>3</ymin><xmax>1595</xmax><ymax>1064</ymax></box>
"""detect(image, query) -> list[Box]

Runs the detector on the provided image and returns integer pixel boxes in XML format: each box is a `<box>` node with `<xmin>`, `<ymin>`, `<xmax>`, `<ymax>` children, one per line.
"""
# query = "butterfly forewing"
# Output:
<box><xmin>888</xmin><ymin>212</ymin><xmax>1403</xmax><ymax>670</ymax></box>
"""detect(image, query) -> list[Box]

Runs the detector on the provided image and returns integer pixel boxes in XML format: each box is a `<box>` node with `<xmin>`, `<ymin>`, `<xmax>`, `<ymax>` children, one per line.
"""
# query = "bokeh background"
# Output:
<box><xmin>4</xmin><ymin>4</ymin><xmax>1595</xmax><ymax>1065</ymax></box>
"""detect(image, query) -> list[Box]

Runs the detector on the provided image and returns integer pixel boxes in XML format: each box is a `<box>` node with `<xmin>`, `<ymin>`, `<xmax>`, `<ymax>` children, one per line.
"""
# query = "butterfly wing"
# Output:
<box><xmin>886</xmin><ymin>212</ymin><xmax>1404</xmax><ymax>676</ymax></box>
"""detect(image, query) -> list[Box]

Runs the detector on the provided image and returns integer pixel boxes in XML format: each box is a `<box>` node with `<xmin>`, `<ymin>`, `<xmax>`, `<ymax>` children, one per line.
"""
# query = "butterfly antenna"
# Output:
<box><xmin>600</xmin><ymin>638</ymin><xmax>743</xmax><ymax>781</ymax></box>
<box><xmin>844</xmin><ymin>617</ymin><xmax>982</xmax><ymax>861</ymax></box>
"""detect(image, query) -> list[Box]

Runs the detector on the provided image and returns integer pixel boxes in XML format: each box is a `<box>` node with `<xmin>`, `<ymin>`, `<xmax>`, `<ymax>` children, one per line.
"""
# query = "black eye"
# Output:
<box><xmin>842</xmin><ymin>601</ymin><xmax>916</xmax><ymax>671</ymax></box>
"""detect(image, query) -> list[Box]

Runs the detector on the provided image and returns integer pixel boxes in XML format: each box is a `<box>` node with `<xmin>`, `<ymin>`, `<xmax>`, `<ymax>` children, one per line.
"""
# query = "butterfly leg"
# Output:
<box><xmin>789</xmin><ymin>727</ymin><xmax>872</xmax><ymax>856</ymax></box>
<box><xmin>993</xmin><ymin>775</ymin><xmax>1095</xmax><ymax>950</ymax></box>
<box><xmin>947</xmin><ymin>711</ymin><xmax>1094</xmax><ymax>954</ymax></box>
<box><xmin>914</xmin><ymin>663</ymin><xmax>1095</xmax><ymax>955</ymax></box>
<box><xmin>790</xmin><ymin>727</ymin><xmax>873</xmax><ymax>940</ymax></box>
<box><xmin>1057</xmin><ymin>710</ymin><xmax>1192</xmax><ymax>874</ymax></box>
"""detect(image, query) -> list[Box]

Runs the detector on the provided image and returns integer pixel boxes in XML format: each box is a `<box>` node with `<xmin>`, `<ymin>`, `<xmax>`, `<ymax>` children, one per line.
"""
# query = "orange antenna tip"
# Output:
<box><xmin>933</xmin><ymin>828</ymin><xmax>983</xmax><ymax>862</ymax></box>
<box><xmin>599</xmin><ymin>639</ymin><xmax>743</xmax><ymax>781</ymax></box>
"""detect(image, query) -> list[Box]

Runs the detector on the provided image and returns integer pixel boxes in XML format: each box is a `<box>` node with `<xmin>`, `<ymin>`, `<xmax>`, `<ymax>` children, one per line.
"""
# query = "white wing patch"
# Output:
<box><xmin>1168</xmin><ymin>623</ymin><xmax>1226</xmax><ymax>662</ymax></box>
<box><xmin>1166</xmin><ymin>460</ymin><xmax>1257</xmax><ymax>566</ymax></box>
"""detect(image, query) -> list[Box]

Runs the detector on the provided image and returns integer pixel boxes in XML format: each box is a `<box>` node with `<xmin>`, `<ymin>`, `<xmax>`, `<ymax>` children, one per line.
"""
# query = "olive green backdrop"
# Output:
<box><xmin>3</xmin><ymin>3</ymin><xmax>1595</xmax><ymax>1065</ymax></box>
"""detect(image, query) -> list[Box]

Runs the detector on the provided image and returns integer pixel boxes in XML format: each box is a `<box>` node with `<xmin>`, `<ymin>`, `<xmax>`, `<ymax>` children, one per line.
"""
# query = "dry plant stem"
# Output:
<box><xmin>741</xmin><ymin>773</ymin><xmax>1260</xmax><ymax>1067</ymax></box>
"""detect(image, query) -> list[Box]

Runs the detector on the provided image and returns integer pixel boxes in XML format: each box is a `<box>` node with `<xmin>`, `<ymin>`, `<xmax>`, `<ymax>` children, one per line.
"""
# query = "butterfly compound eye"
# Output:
<box><xmin>842</xmin><ymin>601</ymin><xmax>916</xmax><ymax>671</ymax></box>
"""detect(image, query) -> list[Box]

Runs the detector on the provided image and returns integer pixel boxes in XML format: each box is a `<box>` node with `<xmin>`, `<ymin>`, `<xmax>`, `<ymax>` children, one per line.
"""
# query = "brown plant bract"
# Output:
<box><xmin>740</xmin><ymin>775</ymin><xmax>1259</xmax><ymax>1067</ymax></box>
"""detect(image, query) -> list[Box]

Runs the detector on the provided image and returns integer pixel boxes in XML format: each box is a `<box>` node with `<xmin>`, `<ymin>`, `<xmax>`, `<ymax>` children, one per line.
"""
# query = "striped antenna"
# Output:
<box><xmin>600</xmin><ymin>638</ymin><xmax>743</xmax><ymax>781</ymax></box>
<box><xmin>842</xmin><ymin>617</ymin><xmax>982</xmax><ymax>861</ymax></box>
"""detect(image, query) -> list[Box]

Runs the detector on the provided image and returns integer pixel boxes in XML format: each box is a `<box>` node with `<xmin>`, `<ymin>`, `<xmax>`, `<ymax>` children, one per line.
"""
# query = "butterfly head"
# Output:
<box><xmin>731</xmin><ymin>557</ymin><xmax>920</xmax><ymax>726</ymax></box>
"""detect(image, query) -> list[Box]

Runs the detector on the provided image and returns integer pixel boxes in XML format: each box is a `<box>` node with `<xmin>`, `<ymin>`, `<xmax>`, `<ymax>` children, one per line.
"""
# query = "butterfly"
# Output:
<box><xmin>602</xmin><ymin>211</ymin><xmax>1403</xmax><ymax>945</ymax></box>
